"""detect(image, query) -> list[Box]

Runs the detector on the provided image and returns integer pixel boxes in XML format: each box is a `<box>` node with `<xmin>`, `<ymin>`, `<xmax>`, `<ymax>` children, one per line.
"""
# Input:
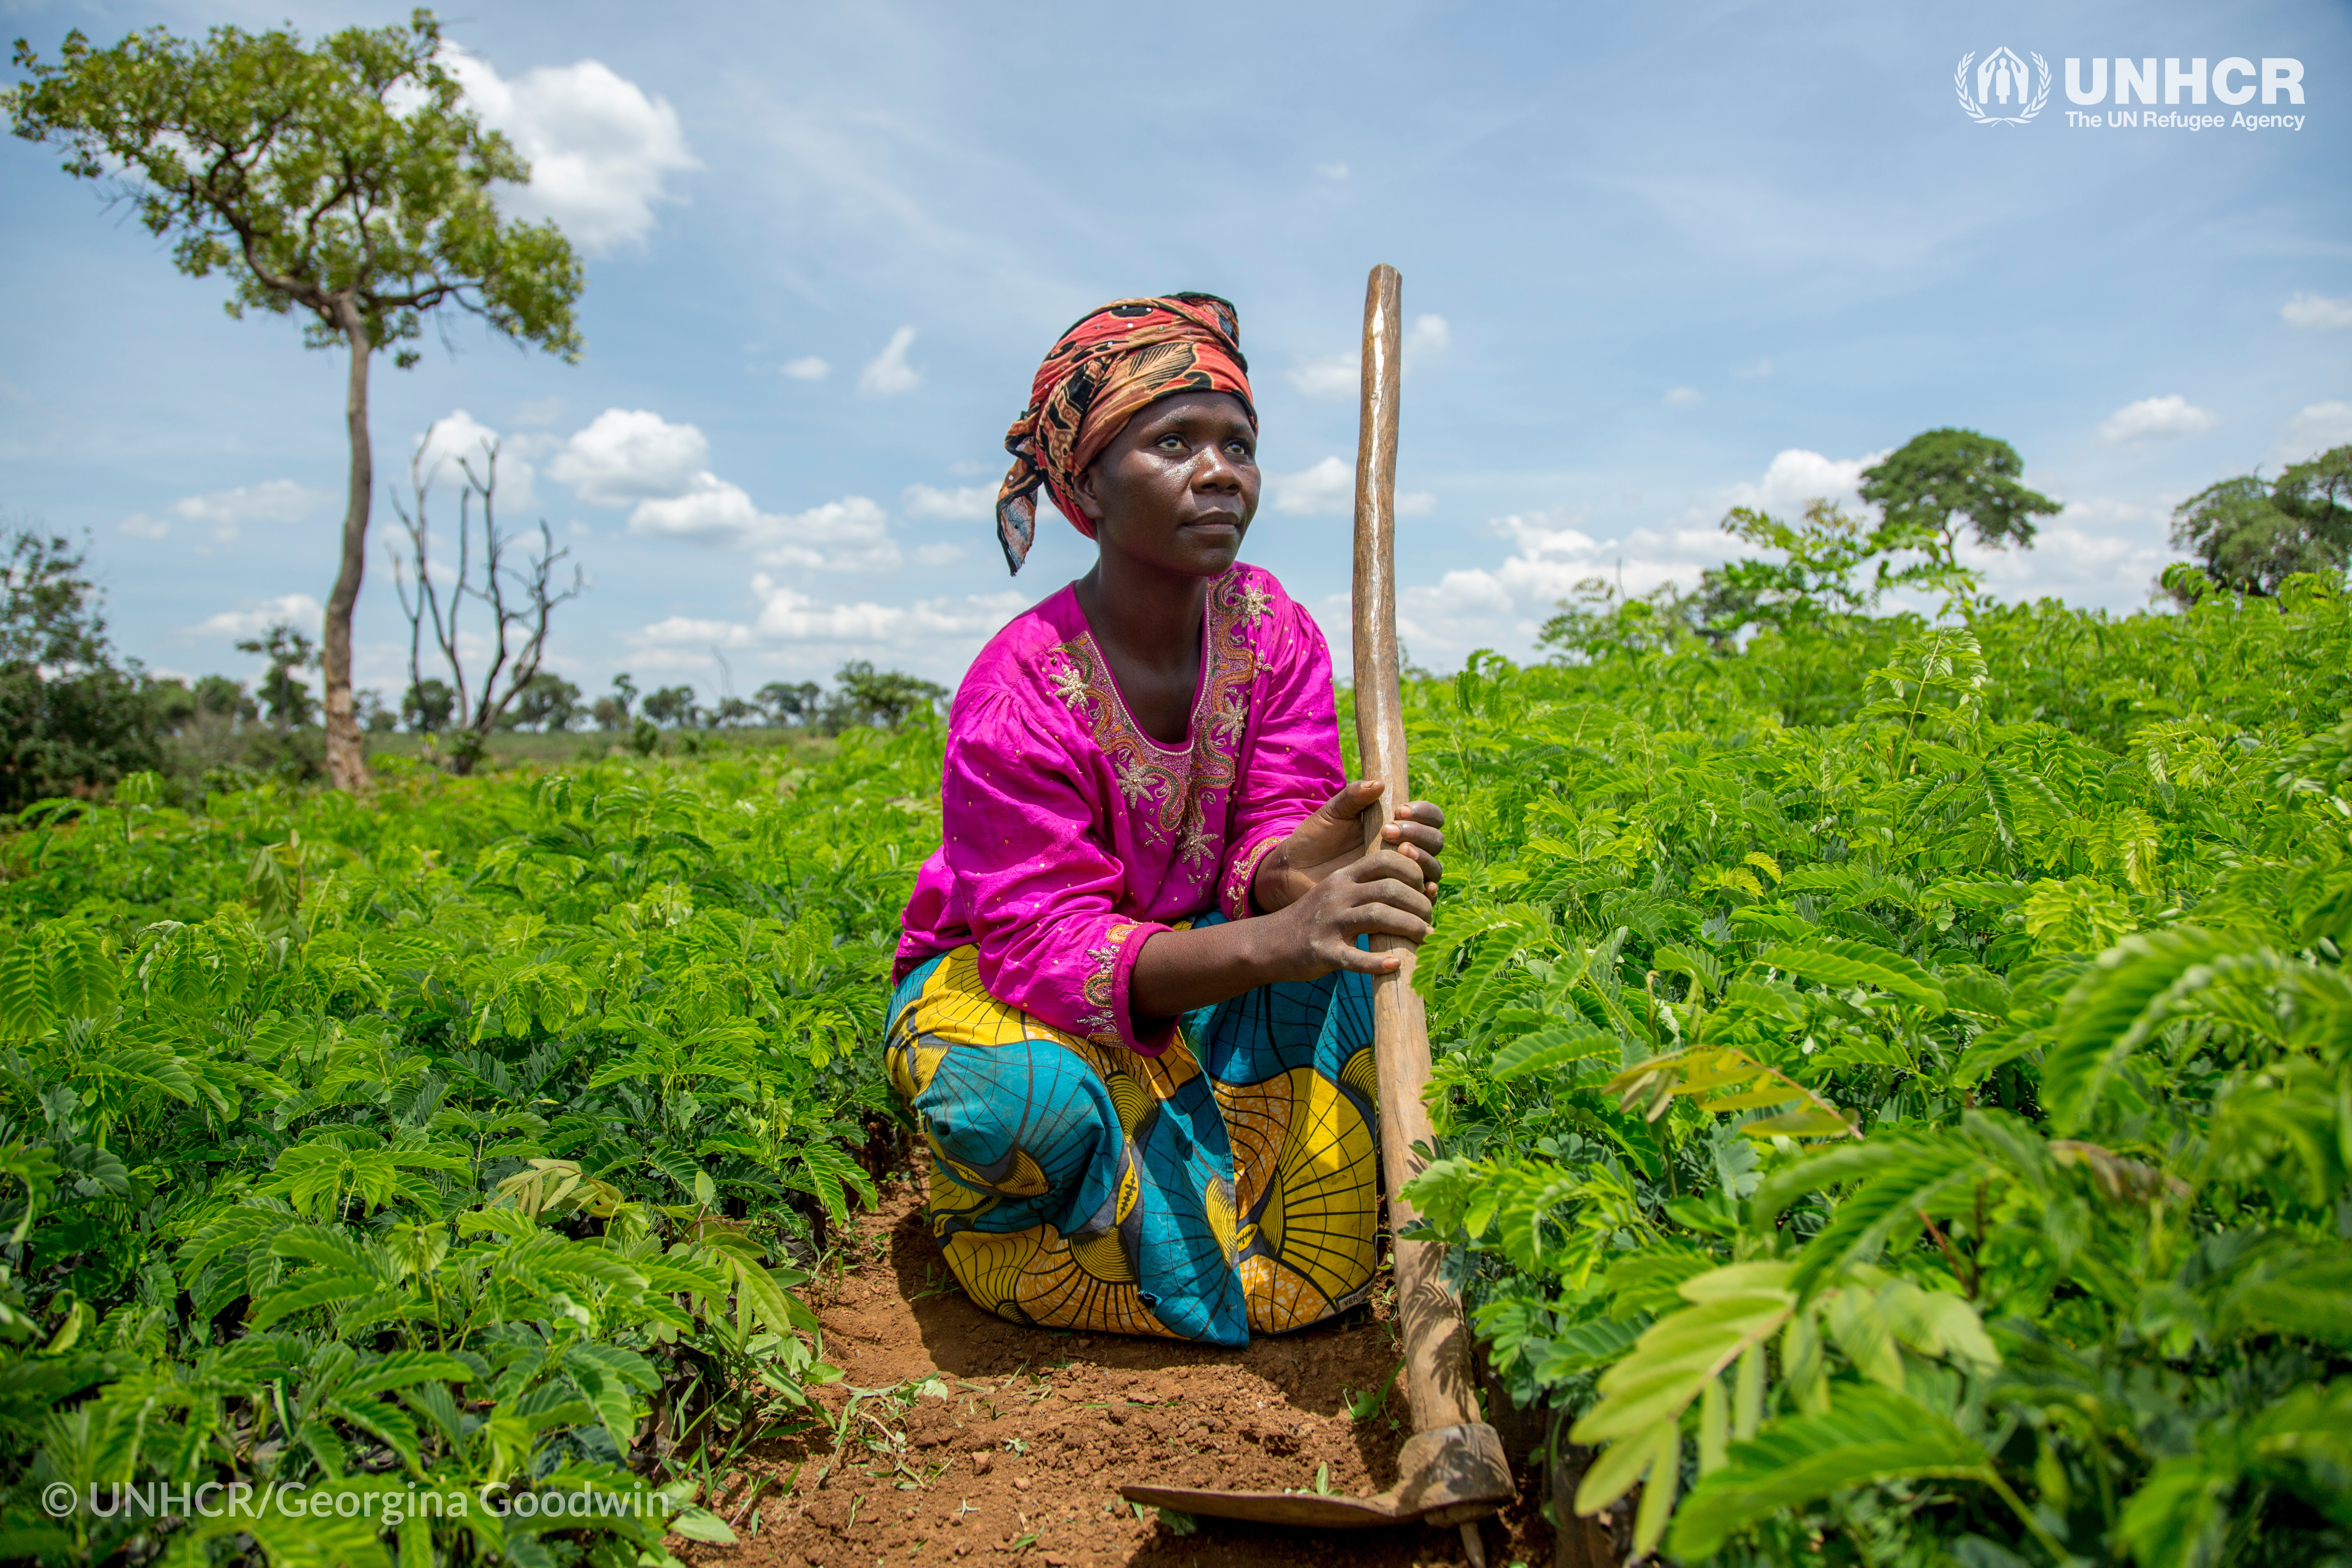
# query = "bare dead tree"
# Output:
<box><xmin>387</xmin><ymin>434</ymin><xmax>585</xmax><ymax>775</ymax></box>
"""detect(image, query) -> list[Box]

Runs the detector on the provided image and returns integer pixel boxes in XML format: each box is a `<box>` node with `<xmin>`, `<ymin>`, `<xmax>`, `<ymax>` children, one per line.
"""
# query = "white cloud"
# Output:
<box><xmin>751</xmin><ymin>496</ymin><xmax>901</xmax><ymax>572</ymax></box>
<box><xmin>637</xmin><ymin>615</ymin><xmax>757</xmax><ymax>649</ymax></box>
<box><xmin>1314</xmin><ymin>161</ymin><xmax>1350</xmax><ymax>180</ymax></box>
<box><xmin>902</xmin><ymin>482</ymin><xmax>994</xmax><ymax>521</ymax></box>
<box><xmin>1948</xmin><ymin>508</ymin><xmax>2174</xmax><ymax>613</ymax></box>
<box><xmin>750</xmin><ymin>577</ymin><xmax>1029</xmax><ymax>646</ymax></box>
<box><xmin>192</xmin><ymin>592</ymin><xmax>324</xmax><ymax>641</ymax></box>
<box><xmin>2098</xmin><ymin>394</ymin><xmax>2218</xmax><ymax>444</ymax></box>
<box><xmin>550</xmin><ymin>406</ymin><xmax>905</xmax><ymax>568</ymax></box>
<box><xmin>1732</xmin><ymin>359</ymin><xmax>1774</xmax><ymax>379</ymax></box>
<box><xmin>2277</xmin><ymin>401</ymin><xmax>2352</xmax><ymax>462</ymax></box>
<box><xmin>624</xmin><ymin>475</ymin><xmax>765</xmax><ymax>543</ymax></box>
<box><xmin>622</xmin><ymin>580</ymin><xmax>1029</xmax><ymax>681</ymax></box>
<box><xmin>1721</xmin><ymin>447</ymin><xmax>1889</xmax><ymax>512</ymax></box>
<box><xmin>1268</xmin><ymin>455</ymin><xmax>1354</xmax><ymax>514</ymax></box>
<box><xmin>1663</xmin><ymin>386</ymin><xmax>1705</xmax><ymax>408</ymax></box>
<box><xmin>1264</xmin><ymin>457</ymin><xmax>1431</xmax><ymax>518</ymax></box>
<box><xmin>548</xmin><ymin>408</ymin><xmax>710</xmax><ymax>505</ymax></box>
<box><xmin>859</xmin><ymin>326</ymin><xmax>922</xmax><ymax>396</ymax></box>
<box><xmin>782</xmin><ymin>355</ymin><xmax>832</xmax><ymax>381</ymax></box>
<box><xmin>1490</xmin><ymin>509</ymin><xmax>1602</xmax><ymax>562</ymax></box>
<box><xmin>2282</xmin><ymin>292</ymin><xmax>2352</xmax><ymax>331</ymax></box>
<box><xmin>414</xmin><ymin>411</ymin><xmax>496</xmax><ymax>479</ymax></box>
<box><xmin>447</xmin><ymin>54</ymin><xmax>697</xmax><ymax>253</ymax></box>
<box><xmin>623</xmin><ymin>480</ymin><xmax>901</xmax><ymax>570</ymax></box>
<box><xmin>147</xmin><ymin>478</ymin><xmax>332</xmax><ymax>546</ymax></box>
<box><xmin>913</xmin><ymin>542</ymin><xmax>969</xmax><ymax>566</ymax></box>
<box><xmin>1285</xmin><ymin>352</ymin><xmax>1359</xmax><ymax>400</ymax></box>
<box><xmin>753</xmin><ymin>589</ymin><xmax>901</xmax><ymax>644</ymax></box>
<box><xmin>412</xmin><ymin>410</ymin><xmax>538</xmax><ymax>510</ymax></box>
<box><xmin>1283</xmin><ymin>314</ymin><xmax>1452</xmax><ymax>399</ymax></box>
<box><xmin>1376</xmin><ymin>524</ymin><xmax>1713</xmax><ymax>669</ymax></box>
<box><xmin>172</xmin><ymin>479</ymin><xmax>327</xmax><ymax>528</ymax></box>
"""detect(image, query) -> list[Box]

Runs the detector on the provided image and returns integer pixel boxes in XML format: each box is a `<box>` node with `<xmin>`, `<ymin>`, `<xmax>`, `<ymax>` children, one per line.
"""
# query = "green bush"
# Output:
<box><xmin>1398</xmin><ymin>575</ymin><xmax>2352</xmax><ymax>1564</ymax></box>
<box><xmin>0</xmin><ymin>530</ymin><xmax>164</xmax><ymax>813</ymax></box>
<box><xmin>0</xmin><ymin>727</ymin><xmax>942</xmax><ymax>1564</ymax></box>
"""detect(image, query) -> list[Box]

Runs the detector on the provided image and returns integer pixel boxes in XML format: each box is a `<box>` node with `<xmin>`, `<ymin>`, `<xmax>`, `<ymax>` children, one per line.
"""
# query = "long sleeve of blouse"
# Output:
<box><xmin>937</xmin><ymin>693</ymin><xmax>1176</xmax><ymax>1054</ymax></box>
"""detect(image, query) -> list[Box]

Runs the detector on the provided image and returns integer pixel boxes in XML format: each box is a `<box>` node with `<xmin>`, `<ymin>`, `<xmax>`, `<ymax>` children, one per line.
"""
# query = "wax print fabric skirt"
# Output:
<box><xmin>884</xmin><ymin>915</ymin><xmax>1381</xmax><ymax>1348</ymax></box>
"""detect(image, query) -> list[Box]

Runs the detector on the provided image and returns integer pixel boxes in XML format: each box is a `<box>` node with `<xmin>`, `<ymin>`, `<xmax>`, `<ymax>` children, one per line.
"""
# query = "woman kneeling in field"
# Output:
<box><xmin>888</xmin><ymin>293</ymin><xmax>1443</xmax><ymax>1347</ymax></box>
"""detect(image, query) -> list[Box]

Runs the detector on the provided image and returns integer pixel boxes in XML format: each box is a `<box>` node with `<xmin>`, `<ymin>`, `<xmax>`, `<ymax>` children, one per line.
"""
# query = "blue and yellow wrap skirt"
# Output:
<box><xmin>885</xmin><ymin>917</ymin><xmax>1381</xmax><ymax>1348</ymax></box>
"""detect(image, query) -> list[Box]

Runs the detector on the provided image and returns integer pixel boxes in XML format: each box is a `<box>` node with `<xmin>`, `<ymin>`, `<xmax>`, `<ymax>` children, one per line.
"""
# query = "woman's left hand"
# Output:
<box><xmin>1252</xmin><ymin>780</ymin><xmax>1444</xmax><ymax>914</ymax></box>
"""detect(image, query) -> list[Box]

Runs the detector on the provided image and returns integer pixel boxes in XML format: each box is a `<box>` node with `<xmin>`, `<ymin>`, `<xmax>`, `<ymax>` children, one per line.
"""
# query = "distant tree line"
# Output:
<box><xmin>1540</xmin><ymin>429</ymin><xmax>2352</xmax><ymax>660</ymax></box>
<box><xmin>0</xmin><ymin>519</ymin><xmax>949</xmax><ymax>812</ymax></box>
<box><xmin>401</xmin><ymin>662</ymin><xmax>947</xmax><ymax>742</ymax></box>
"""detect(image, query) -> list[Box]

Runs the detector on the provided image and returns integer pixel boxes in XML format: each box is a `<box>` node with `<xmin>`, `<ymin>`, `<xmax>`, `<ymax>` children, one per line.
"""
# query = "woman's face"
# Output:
<box><xmin>1074</xmin><ymin>391</ymin><xmax>1259</xmax><ymax>579</ymax></box>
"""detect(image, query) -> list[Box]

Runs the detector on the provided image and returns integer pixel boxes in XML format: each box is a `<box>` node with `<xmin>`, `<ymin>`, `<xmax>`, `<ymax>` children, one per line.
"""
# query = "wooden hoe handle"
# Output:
<box><xmin>1351</xmin><ymin>264</ymin><xmax>1483</xmax><ymax>1439</ymax></box>
<box><xmin>1120</xmin><ymin>268</ymin><xmax>1510</xmax><ymax>1561</ymax></box>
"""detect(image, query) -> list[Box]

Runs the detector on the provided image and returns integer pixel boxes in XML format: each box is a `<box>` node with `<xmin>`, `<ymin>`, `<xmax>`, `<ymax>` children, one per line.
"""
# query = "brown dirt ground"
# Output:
<box><xmin>686</xmin><ymin>1161</ymin><xmax>1567</xmax><ymax>1568</ymax></box>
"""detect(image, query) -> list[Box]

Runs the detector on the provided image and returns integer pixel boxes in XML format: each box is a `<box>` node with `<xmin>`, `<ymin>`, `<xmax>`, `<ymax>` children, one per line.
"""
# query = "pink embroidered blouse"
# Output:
<box><xmin>895</xmin><ymin>563</ymin><xmax>1344</xmax><ymax>1056</ymax></box>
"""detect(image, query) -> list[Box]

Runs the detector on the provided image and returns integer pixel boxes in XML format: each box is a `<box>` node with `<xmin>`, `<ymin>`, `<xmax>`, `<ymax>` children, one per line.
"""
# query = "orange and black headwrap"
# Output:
<box><xmin>995</xmin><ymin>292</ymin><xmax>1255</xmax><ymax>574</ymax></box>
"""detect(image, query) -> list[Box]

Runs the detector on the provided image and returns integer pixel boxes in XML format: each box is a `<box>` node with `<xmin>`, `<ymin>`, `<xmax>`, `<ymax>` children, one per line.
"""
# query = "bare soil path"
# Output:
<box><xmin>693</xmin><ymin>1164</ymin><xmax>1559</xmax><ymax>1568</ymax></box>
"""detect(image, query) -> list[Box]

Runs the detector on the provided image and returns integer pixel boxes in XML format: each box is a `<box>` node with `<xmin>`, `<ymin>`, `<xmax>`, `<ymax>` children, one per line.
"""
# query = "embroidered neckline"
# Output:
<box><xmin>1041</xmin><ymin>570</ymin><xmax>1265</xmax><ymax>859</ymax></box>
<box><xmin>1080</xmin><ymin>603</ymin><xmax>1210</xmax><ymax>756</ymax></box>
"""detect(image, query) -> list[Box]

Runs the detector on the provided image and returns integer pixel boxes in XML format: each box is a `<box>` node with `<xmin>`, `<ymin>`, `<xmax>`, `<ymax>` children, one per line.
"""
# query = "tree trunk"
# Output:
<box><xmin>322</xmin><ymin>304</ymin><xmax>373</xmax><ymax>794</ymax></box>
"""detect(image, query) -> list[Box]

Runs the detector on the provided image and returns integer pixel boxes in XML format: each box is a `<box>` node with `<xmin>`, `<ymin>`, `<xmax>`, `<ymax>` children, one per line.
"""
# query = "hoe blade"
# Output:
<box><xmin>1119</xmin><ymin>1421</ymin><xmax>1512</xmax><ymax>1530</ymax></box>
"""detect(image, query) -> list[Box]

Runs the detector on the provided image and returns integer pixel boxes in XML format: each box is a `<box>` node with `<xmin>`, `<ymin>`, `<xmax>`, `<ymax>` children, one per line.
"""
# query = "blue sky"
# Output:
<box><xmin>3</xmin><ymin>0</ymin><xmax>2348</xmax><ymax>708</ymax></box>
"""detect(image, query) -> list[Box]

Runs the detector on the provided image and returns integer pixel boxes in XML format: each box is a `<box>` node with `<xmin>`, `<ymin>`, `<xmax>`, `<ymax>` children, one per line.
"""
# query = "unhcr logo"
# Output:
<box><xmin>1951</xmin><ymin>49</ymin><xmax>2310</xmax><ymax>133</ymax></box>
<box><xmin>1956</xmin><ymin>47</ymin><xmax>2051</xmax><ymax>123</ymax></box>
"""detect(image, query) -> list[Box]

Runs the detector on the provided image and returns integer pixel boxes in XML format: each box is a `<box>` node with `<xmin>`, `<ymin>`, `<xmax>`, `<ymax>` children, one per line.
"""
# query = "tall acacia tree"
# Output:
<box><xmin>7</xmin><ymin>10</ymin><xmax>584</xmax><ymax>791</ymax></box>
<box><xmin>1858</xmin><ymin>428</ymin><xmax>2060</xmax><ymax>571</ymax></box>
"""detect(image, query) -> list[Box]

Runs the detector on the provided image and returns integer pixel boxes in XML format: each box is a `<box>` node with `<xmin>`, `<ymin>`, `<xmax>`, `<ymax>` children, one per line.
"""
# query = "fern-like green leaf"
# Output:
<box><xmin>1667</xmin><ymin>1386</ymin><xmax>1995</xmax><ymax>1559</ymax></box>
<box><xmin>1792</xmin><ymin>1140</ymin><xmax>1987</xmax><ymax>1296</ymax></box>
<box><xmin>1755</xmin><ymin>938</ymin><xmax>1945</xmax><ymax>1013</ymax></box>
<box><xmin>1491</xmin><ymin>1020</ymin><xmax>1616</xmax><ymax>1081</ymax></box>
<box><xmin>2044</xmin><ymin>927</ymin><xmax>2238</xmax><ymax>1133</ymax></box>
<box><xmin>341</xmin><ymin>1350</ymin><xmax>477</xmax><ymax>1399</ymax></box>
<box><xmin>1570</xmin><ymin>1262</ymin><xmax>1796</xmax><ymax>1544</ymax></box>
<box><xmin>247</xmin><ymin>1272</ymin><xmax>382</xmax><ymax>1329</ymax></box>
<box><xmin>0</xmin><ymin>935</ymin><xmax>54</xmax><ymax>1040</ymax></box>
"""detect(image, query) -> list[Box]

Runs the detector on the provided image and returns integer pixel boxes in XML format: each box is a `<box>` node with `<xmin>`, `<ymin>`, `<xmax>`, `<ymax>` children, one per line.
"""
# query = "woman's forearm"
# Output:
<box><xmin>1129</xmin><ymin>844</ymin><xmax>1432</xmax><ymax>1027</ymax></box>
<box><xmin>1128</xmin><ymin>918</ymin><xmax>1294</xmax><ymax>1021</ymax></box>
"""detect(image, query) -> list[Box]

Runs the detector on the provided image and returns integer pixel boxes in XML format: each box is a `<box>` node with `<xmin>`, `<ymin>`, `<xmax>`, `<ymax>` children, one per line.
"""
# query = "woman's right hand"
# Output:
<box><xmin>1269</xmin><ymin>843</ymin><xmax>1434</xmax><ymax>979</ymax></box>
<box><xmin>1129</xmin><ymin>844</ymin><xmax>1437</xmax><ymax>1018</ymax></box>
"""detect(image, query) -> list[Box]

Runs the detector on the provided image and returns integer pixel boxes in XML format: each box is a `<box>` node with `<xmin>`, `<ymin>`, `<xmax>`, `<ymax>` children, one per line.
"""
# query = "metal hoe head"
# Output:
<box><xmin>1119</xmin><ymin>1421</ymin><xmax>1512</xmax><ymax>1529</ymax></box>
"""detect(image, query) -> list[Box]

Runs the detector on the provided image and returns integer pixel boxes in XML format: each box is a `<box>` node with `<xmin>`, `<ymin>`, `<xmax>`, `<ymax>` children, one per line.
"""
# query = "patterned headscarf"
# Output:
<box><xmin>995</xmin><ymin>292</ymin><xmax>1255</xmax><ymax>575</ymax></box>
